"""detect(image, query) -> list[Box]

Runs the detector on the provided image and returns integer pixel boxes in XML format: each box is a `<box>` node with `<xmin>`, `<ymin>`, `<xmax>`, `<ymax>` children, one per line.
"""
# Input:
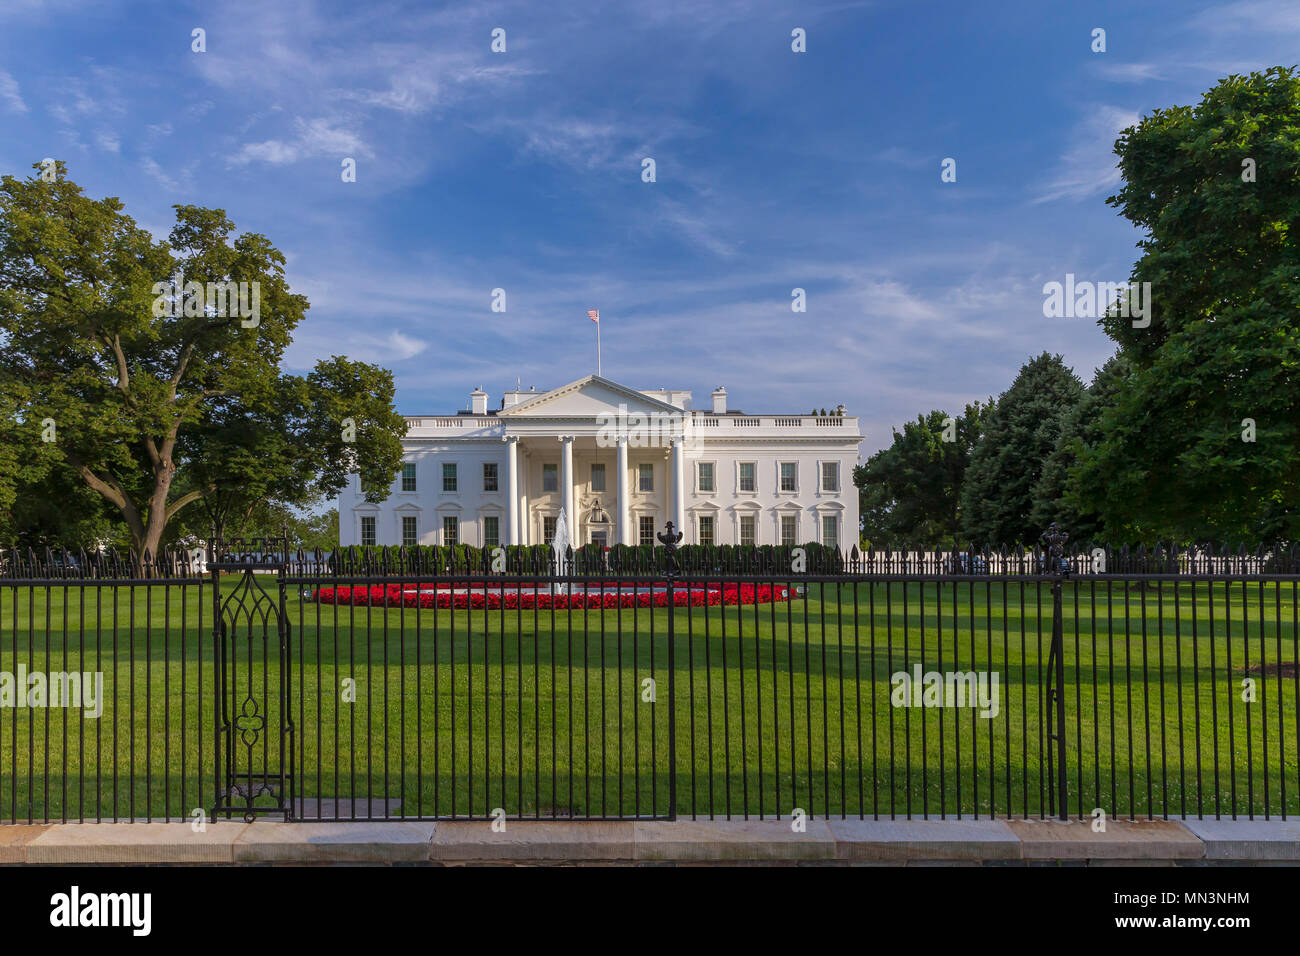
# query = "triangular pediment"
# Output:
<box><xmin>498</xmin><ymin>375</ymin><xmax>683</xmax><ymax>418</ymax></box>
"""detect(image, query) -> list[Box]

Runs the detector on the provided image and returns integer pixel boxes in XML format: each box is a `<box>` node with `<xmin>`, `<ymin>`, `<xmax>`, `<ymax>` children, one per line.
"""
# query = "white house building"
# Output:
<box><xmin>337</xmin><ymin>375</ymin><xmax>863</xmax><ymax>550</ymax></box>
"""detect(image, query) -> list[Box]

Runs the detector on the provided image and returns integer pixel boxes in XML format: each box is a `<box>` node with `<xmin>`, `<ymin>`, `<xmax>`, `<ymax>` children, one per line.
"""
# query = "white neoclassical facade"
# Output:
<box><xmin>337</xmin><ymin>375</ymin><xmax>863</xmax><ymax>550</ymax></box>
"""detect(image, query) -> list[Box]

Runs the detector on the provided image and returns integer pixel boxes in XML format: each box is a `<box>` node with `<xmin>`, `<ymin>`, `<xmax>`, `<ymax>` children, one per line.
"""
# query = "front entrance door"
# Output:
<box><xmin>590</xmin><ymin>529</ymin><xmax>608</xmax><ymax>546</ymax></box>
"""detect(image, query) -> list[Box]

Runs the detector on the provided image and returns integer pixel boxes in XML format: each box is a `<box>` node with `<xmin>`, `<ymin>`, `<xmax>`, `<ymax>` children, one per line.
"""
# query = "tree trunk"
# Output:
<box><xmin>138</xmin><ymin>457</ymin><xmax>177</xmax><ymax>577</ymax></box>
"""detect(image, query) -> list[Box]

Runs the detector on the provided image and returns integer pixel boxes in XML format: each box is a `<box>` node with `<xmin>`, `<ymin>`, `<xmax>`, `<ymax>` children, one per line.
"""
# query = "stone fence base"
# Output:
<box><xmin>2</xmin><ymin>817</ymin><xmax>1298</xmax><ymax>865</ymax></box>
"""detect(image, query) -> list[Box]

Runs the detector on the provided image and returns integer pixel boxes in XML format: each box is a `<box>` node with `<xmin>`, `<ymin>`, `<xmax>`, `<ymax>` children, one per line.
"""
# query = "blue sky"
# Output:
<box><xmin>0</xmin><ymin>0</ymin><xmax>1295</xmax><ymax>455</ymax></box>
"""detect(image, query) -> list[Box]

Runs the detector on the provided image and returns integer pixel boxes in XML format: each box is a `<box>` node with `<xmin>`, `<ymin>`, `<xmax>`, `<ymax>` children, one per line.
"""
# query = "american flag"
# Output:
<box><xmin>587</xmin><ymin>309</ymin><xmax>599</xmax><ymax>323</ymax></box>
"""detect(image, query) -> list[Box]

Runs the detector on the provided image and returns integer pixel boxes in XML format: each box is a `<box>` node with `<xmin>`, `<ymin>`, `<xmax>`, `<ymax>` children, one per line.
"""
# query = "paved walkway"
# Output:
<box><xmin>2</xmin><ymin>817</ymin><xmax>1298</xmax><ymax>865</ymax></box>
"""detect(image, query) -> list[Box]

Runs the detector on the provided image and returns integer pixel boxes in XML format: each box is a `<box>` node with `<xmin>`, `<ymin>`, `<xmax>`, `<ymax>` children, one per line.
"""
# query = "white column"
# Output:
<box><xmin>616</xmin><ymin>436</ymin><xmax>630</xmax><ymax>545</ymax></box>
<box><xmin>561</xmin><ymin>435</ymin><xmax>575</xmax><ymax>543</ymax></box>
<box><xmin>671</xmin><ymin>439</ymin><xmax>686</xmax><ymax>537</ymax></box>
<box><xmin>519</xmin><ymin>462</ymin><xmax>529</xmax><ymax>545</ymax></box>
<box><xmin>505</xmin><ymin>436</ymin><xmax>519</xmax><ymax>545</ymax></box>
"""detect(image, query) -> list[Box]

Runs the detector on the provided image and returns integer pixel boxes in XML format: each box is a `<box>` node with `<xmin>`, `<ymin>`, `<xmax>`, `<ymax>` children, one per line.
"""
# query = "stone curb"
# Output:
<box><xmin>1181</xmin><ymin>819</ymin><xmax>1300</xmax><ymax>860</ymax></box>
<box><xmin>829</xmin><ymin>819</ymin><xmax>1021</xmax><ymax>861</ymax></box>
<box><xmin>430</xmin><ymin>822</ymin><xmax>634</xmax><ymax>861</ymax></box>
<box><xmin>236</xmin><ymin>821</ymin><xmax>436</xmax><ymax>863</ymax></box>
<box><xmin>1007</xmin><ymin>819</ymin><xmax>1205</xmax><ymax>860</ymax></box>
<box><xmin>2</xmin><ymin>818</ymin><xmax>1299</xmax><ymax>864</ymax></box>
<box><xmin>633</xmin><ymin>820</ymin><xmax>835</xmax><ymax>861</ymax></box>
<box><xmin>25</xmin><ymin>822</ymin><xmax>249</xmax><ymax>864</ymax></box>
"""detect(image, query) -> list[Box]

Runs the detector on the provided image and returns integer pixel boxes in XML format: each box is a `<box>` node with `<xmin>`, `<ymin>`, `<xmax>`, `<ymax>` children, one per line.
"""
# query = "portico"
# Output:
<box><xmin>514</xmin><ymin>432</ymin><xmax>670</xmax><ymax>548</ymax></box>
<box><xmin>496</xmin><ymin>377</ymin><xmax>690</xmax><ymax>548</ymax></box>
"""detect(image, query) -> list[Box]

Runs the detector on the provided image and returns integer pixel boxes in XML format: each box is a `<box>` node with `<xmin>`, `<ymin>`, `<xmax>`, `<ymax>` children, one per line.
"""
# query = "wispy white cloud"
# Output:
<box><xmin>285</xmin><ymin>327</ymin><xmax>428</xmax><ymax>369</ymax></box>
<box><xmin>0</xmin><ymin>70</ymin><xmax>27</xmax><ymax>113</ymax></box>
<box><xmin>486</xmin><ymin>112</ymin><xmax>698</xmax><ymax>176</ymax></box>
<box><xmin>48</xmin><ymin>67</ymin><xmax>127</xmax><ymax>126</ymax></box>
<box><xmin>653</xmin><ymin>198</ymin><xmax>738</xmax><ymax>257</ymax></box>
<box><xmin>1189</xmin><ymin>0</ymin><xmax>1300</xmax><ymax>36</ymax></box>
<box><xmin>140</xmin><ymin>157</ymin><xmax>181</xmax><ymax>191</ymax></box>
<box><xmin>1092</xmin><ymin>62</ymin><xmax>1165</xmax><ymax>83</ymax></box>
<box><xmin>0</xmin><ymin>0</ymin><xmax>96</xmax><ymax>19</ymax></box>
<box><xmin>1031</xmin><ymin>106</ymin><xmax>1139</xmax><ymax>204</ymax></box>
<box><xmin>337</xmin><ymin>56</ymin><xmax>539</xmax><ymax>115</ymax></box>
<box><xmin>232</xmin><ymin>117</ymin><xmax>373</xmax><ymax>167</ymax></box>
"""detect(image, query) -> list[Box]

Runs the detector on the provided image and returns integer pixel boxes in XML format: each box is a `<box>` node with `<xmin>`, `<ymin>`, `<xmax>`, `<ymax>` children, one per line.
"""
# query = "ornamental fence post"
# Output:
<box><xmin>1042</xmin><ymin>523</ymin><xmax>1070</xmax><ymax>821</ymax></box>
<box><xmin>658</xmin><ymin>521</ymin><xmax>683</xmax><ymax>820</ymax></box>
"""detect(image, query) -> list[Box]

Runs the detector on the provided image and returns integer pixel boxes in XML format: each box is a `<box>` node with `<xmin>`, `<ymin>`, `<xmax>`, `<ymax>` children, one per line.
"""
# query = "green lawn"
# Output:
<box><xmin>2</xmin><ymin>575</ymin><xmax>1297</xmax><ymax>822</ymax></box>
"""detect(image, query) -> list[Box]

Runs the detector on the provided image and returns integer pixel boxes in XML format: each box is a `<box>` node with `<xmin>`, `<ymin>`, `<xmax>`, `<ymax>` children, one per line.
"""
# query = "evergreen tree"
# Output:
<box><xmin>960</xmin><ymin>353</ymin><xmax>1084</xmax><ymax>545</ymax></box>
<box><xmin>1030</xmin><ymin>354</ymin><xmax>1132</xmax><ymax>541</ymax></box>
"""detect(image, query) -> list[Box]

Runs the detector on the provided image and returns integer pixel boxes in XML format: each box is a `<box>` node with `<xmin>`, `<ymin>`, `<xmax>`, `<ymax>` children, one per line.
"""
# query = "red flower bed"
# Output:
<box><xmin>311</xmin><ymin>582</ymin><xmax>794</xmax><ymax>609</ymax></box>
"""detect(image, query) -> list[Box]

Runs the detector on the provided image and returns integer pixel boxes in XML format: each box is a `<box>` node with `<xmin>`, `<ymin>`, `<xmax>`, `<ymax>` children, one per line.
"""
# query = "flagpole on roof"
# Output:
<box><xmin>588</xmin><ymin>308</ymin><xmax>601</xmax><ymax>377</ymax></box>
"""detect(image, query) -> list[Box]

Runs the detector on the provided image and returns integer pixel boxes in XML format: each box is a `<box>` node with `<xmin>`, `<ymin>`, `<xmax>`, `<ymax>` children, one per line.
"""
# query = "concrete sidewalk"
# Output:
<box><xmin>3</xmin><ymin>817</ymin><xmax>1298</xmax><ymax>865</ymax></box>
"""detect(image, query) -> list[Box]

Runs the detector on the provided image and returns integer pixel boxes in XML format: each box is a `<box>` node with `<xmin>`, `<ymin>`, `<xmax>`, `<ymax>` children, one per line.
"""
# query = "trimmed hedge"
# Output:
<box><xmin>314</xmin><ymin>541</ymin><xmax>849</xmax><ymax>575</ymax></box>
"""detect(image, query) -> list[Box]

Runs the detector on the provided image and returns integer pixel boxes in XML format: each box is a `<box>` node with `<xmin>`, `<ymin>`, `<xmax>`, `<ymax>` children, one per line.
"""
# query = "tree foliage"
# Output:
<box><xmin>1030</xmin><ymin>354</ymin><xmax>1133</xmax><ymax>541</ymax></box>
<box><xmin>960</xmin><ymin>353</ymin><xmax>1084</xmax><ymax>545</ymax></box>
<box><xmin>0</xmin><ymin>163</ymin><xmax>407</xmax><ymax>556</ymax></box>
<box><xmin>1074</xmin><ymin>67</ymin><xmax>1300</xmax><ymax>540</ymax></box>
<box><xmin>854</xmin><ymin>402</ymin><xmax>990</xmax><ymax>546</ymax></box>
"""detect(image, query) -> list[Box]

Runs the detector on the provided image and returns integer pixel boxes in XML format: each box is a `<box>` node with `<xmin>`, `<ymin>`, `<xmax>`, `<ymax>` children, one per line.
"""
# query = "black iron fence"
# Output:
<box><xmin>1</xmin><ymin>525</ymin><xmax>1297</xmax><ymax>824</ymax></box>
<box><xmin>6</xmin><ymin>536</ymin><xmax>1299</xmax><ymax>581</ymax></box>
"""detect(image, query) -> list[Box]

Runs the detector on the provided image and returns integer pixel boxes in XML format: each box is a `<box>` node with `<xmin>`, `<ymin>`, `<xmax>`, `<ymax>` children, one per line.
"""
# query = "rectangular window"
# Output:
<box><xmin>484</xmin><ymin>515</ymin><xmax>500</xmax><ymax>548</ymax></box>
<box><xmin>442</xmin><ymin>463</ymin><xmax>458</xmax><ymax>492</ymax></box>
<box><xmin>401</xmin><ymin>515</ymin><xmax>417</xmax><ymax>547</ymax></box>
<box><xmin>638</xmin><ymin>463</ymin><xmax>654</xmax><ymax>491</ymax></box>
<box><xmin>822</xmin><ymin>514</ymin><xmax>838</xmax><ymax>549</ymax></box>
<box><xmin>639</xmin><ymin>516</ymin><xmax>655</xmax><ymax>545</ymax></box>
<box><xmin>543</xmin><ymin>463</ymin><xmax>558</xmax><ymax>492</ymax></box>
<box><xmin>780</xmin><ymin>514</ymin><xmax>797</xmax><ymax>546</ymax></box>
<box><xmin>360</xmin><ymin>515</ymin><xmax>376</xmax><ymax>547</ymax></box>
<box><xmin>739</xmin><ymin>514</ymin><xmax>755</xmax><ymax>546</ymax></box>
<box><xmin>543</xmin><ymin>516</ymin><xmax>557</xmax><ymax>544</ymax></box>
<box><xmin>483</xmin><ymin>462</ymin><xmax>498</xmax><ymax>492</ymax></box>
<box><xmin>442</xmin><ymin>516</ymin><xmax>458</xmax><ymax>546</ymax></box>
<box><xmin>698</xmin><ymin>515</ymin><xmax>714</xmax><ymax>546</ymax></box>
<box><xmin>821</xmin><ymin>461</ymin><xmax>839</xmax><ymax>493</ymax></box>
<box><xmin>779</xmin><ymin>462</ymin><xmax>797</xmax><ymax>492</ymax></box>
<box><xmin>697</xmin><ymin>462</ymin><xmax>714</xmax><ymax>493</ymax></box>
<box><xmin>401</xmin><ymin>462</ymin><xmax>417</xmax><ymax>492</ymax></box>
<box><xmin>739</xmin><ymin>462</ymin><xmax>755</xmax><ymax>492</ymax></box>
<box><xmin>591</xmin><ymin>463</ymin><xmax>606</xmax><ymax>492</ymax></box>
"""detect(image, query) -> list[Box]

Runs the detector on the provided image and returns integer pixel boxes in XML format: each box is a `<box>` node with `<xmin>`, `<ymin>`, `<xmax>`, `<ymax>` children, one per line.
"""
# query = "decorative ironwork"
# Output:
<box><xmin>657</xmin><ymin>521</ymin><xmax>683</xmax><ymax>580</ymax></box>
<box><xmin>235</xmin><ymin>696</ymin><xmax>265</xmax><ymax>748</ymax></box>
<box><xmin>1040</xmin><ymin>522</ymin><xmax>1070</xmax><ymax>575</ymax></box>
<box><xmin>212</xmin><ymin>535</ymin><xmax>294</xmax><ymax>823</ymax></box>
<box><xmin>1041</xmin><ymin>524</ymin><xmax>1069</xmax><ymax>820</ymax></box>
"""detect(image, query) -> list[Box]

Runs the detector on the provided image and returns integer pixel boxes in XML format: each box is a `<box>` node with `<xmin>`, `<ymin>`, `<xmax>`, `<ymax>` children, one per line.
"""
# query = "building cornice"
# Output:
<box><xmin>498</xmin><ymin>374</ymin><xmax>684</xmax><ymax>417</ymax></box>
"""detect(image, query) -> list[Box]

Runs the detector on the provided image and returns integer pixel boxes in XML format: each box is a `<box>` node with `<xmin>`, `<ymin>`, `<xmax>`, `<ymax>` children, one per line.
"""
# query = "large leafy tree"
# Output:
<box><xmin>960</xmin><ymin>353</ymin><xmax>1084</xmax><ymax>545</ymax></box>
<box><xmin>854</xmin><ymin>401</ymin><xmax>990</xmax><ymax>546</ymax></box>
<box><xmin>1075</xmin><ymin>67</ymin><xmax>1300</xmax><ymax>540</ymax></box>
<box><xmin>0</xmin><ymin>163</ymin><xmax>407</xmax><ymax>558</ymax></box>
<box><xmin>0</xmin><ymin>462</ymin><xmax>119</xmax><ymax>548</ymax></box>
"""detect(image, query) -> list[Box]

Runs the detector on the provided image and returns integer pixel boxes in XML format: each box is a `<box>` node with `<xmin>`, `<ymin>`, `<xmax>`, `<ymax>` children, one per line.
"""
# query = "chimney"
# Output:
<box><xmin>471</xmin><ymin>387</ymin><xmax>488</xmax><ymax>415</ymax></box>
<box><xmin>711</xmin><ymin>386</ymin><xmax>727</xmax><ymax>414</ymax></box>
